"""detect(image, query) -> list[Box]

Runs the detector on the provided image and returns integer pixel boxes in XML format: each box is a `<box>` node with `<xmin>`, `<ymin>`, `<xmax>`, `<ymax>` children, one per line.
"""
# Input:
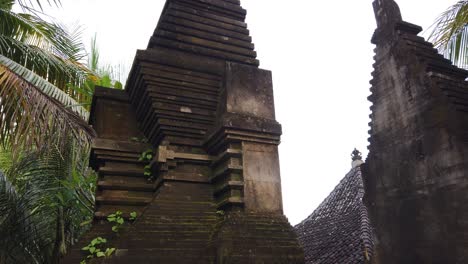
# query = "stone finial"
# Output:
<box><xmin>351</xmin><ymin>148</ymin><xmax>364</xmax><ymax>168</ymax></box>
<box><xmin>352</xmin><ymin>148</ymin><xmax>362</xmax><ymax>161</ymax></box>
<box><xmin>373</xmin><ymin>0</ymin><xmax>402</xmax><ymax>29</ymax></box>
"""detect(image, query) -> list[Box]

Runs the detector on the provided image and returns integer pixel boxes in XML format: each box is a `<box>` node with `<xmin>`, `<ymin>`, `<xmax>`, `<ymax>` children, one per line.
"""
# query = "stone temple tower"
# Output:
<box><xmin>364</xmin><ymin>0</ymin><xmax>468</xmax><ymax>263</ymax></box>
<box><xmin>62</xmin><ymin>0</ymin><xmax>304</xmax><ymax>263</ymax></box>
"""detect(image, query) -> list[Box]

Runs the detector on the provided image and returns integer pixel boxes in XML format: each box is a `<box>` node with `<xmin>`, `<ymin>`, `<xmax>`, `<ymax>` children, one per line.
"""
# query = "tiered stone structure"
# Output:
<box><xmin>364</xmin><ymin>0</ymin><xmax>468</xmax><ymax>263</ymax></box>
<box><xmin>62</xmin><ymin>0</ymin><xmax>303</xmax><ymax>263</ymax></box>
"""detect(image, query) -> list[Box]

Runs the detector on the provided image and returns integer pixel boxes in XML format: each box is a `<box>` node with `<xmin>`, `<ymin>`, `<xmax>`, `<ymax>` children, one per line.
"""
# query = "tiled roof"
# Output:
<box><xmin>295</xmin><ymin>166</ymin><xmax>373</xmax><ymax>264</ymax></box>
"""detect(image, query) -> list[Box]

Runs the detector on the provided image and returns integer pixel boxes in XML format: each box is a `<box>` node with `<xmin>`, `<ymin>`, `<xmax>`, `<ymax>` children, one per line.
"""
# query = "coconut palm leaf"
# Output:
<box><xmin>14</xmin><ymin>0</ymin><xmax>61</xmax><ymax>12</ymax></box>
<box><xmin>0</xmin><ymin>0</ymin><xmax>14</xmax><ymax>10</ymax></box>
<box><xmin>0</xmin><ymin>6</ymin><xmax>89</xmax><ymax>88</ymax></box>
<box><xmin>429</xmin><ymin>0</ymin><xmax>468</xmax><ymax>68</ymax></box>
<box><xmin>0</xmin><ymin>55</ymin><xmax>94</xmax><ymax>153</ymax></box>
<box><xmin>0</xmin><ymin>35</ymin><xmax>88</xmax><ymax>88</ymax></box>
<box><xmin>0</xmin><ymin>8</ymin><xmax>85</xmax><ymax>61</ymax></box>
<box><xmin>0</xmin><ymin>145</ymin><xmax>13</xmax><ymax>172</ymax></box>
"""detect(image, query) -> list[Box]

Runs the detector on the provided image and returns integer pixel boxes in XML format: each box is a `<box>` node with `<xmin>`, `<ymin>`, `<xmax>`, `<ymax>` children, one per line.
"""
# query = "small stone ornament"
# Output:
<box><xmin>351</xmin><ymin>148</ymin><xmax>364</xmax><ymax>168</ymax></box>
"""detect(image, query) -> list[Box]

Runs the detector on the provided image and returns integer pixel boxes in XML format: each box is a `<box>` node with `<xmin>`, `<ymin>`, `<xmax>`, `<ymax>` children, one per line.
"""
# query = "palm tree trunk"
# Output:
<box><xmin>52</xmin><ymin>206</ymin><xmax>67</xmax><ymax>264</ymax></box>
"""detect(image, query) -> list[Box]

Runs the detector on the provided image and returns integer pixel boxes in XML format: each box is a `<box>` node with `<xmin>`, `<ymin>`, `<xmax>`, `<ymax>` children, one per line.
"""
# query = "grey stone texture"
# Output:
<box><xmin>365</xmin><ymin>0</ymin><xmax>468</xmax><ymax>263</ymax></box>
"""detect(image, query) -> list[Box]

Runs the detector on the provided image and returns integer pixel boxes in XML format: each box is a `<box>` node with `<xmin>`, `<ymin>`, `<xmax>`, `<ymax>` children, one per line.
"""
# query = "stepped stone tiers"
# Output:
<box><xmin>295</xmin><ymin>150</ymin><xmax>373</xmax><ymax>263</ymax></box>
<box><xmin>364</xmin><ymin>0</ymin><xmax>468</xmax><ymax>263</ymax></box>
<box><xmin>62</xmin><ymin>0</ymin><xmax>303</xmax><ymax>263</ymax></box>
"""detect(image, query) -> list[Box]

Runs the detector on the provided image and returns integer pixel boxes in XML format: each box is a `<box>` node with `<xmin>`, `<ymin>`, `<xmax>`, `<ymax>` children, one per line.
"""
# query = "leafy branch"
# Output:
<box><xmin>139</xmin><ymin>149</ymin><xmax>154</xmax><ymax>182</ymax></box>
<box><xmin>429</xmin><ymin>1</ymin><xmax>468</xmax><ymax>68</ymax></box>
<box><xmin>81</xmin><ymin>237</ymin><xmax>115</xmax><ymax>263</ymax></box>
<box><xmin>107</xmin><ymin>211</ymin><xmax>124</xmax><ymax>233</ymax></box>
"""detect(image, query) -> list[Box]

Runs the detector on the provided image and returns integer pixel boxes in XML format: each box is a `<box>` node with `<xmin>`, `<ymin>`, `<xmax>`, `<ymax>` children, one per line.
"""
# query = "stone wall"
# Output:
<box><xmin>364</xmin><ymin>0</ymin><xmax>468</xmax><ymax>263</ymax></box>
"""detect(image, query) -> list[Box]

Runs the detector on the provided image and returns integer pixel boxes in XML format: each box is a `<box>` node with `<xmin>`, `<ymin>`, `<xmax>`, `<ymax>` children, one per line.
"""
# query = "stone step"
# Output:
<box><xmin>111</xmin><ymin>250</ymin><xmax>215</xmax><ymax>264</ymax></box>
<box><xmin>99</xmin><ymin>166</ymin><xmax>145</xmax><ymax>177</ymax></box>
<box><xmin>96</xmin><ymin>196</ymin><xmax>152</xmax><ymax>206</ymax></box>
<box><xmin>143</xmin><ymin>210</ymin><xmax>217</xmax><ymax>217</ymax></box>
<box><xmin>152</xmin><ymin>196</ymin><xmax>216</xmax><ymax>202</ymax></box>
<box><xmin>137</xmin><ymin>215</ymin><xmax>219</xmax><ymax>221</ymax></box>
<box><xmin>141</xmin><ymin>212</ymin><xmax>217</xmax><ymax>218</ymax></box>
<box><xmin>130</xmin><ymin>229</ymin><xmax>213</xmax><ymax>235</ymax></box>
<box><xmin>95</xmin><ymin>155</ymin><xmax>147</xmax><ymax>164</ymax></box>
<box><xmin>101</xmin><ymin>175</ymin><xmax>149</xmax><ymax>184</ymax></box>
<box><xmin>144</xmin><ymin>199</ymin><xmax>214</xmax><ymax>205</ymax></box>
<box><xmin>129</xmin><ymin>238</ymin><xmax>213</xmax><ymax>247</ymax></box>
<box><xmin>97</xmin><ymin>181</ymin><xmax>157</xmax><ymax>192</ymax></box>
<box><xmin>146</xmin><ymin>203</ymin><xmax>216</xmax><ymax>209</ymax></box>
<box><xmin>145</xmin><ymin>204</ymin><xmax>217</xmax><ymax>210</ymax></box>
<box><xmin>94</xmin><ymin>208</ymin><xmax>145</xmax><ymax>220</ymax></box>
<box><xmin>219</xmin><ymin>240</ymin><xmax>302</xmax><ymax>248</ymax></box>
<box><xmin>140</xmin><ymin>212</ymin><xmax>218</xmax><ymax>218</ymax></box>
<box><xmin>134</xmin><ymin>222</ymin><xmax>217</xmax><ymax>230</ymax></box>
<box><xmin>224</xmin><ymin>255</ymin><xmax>304</xmax><ymax>264</ymax></box>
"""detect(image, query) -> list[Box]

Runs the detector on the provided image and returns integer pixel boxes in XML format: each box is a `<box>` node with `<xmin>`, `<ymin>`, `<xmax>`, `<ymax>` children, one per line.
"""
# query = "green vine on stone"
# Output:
<box><xmin>144</xmin><ymin>165</ymin><xmax>152</xmax><ymax>178</ymax></box>
<box><xmin>81</xmin><ymin>237</ymin><xmax>115</xmax><ymax>263</ymax></box>
<box><xmin>216</xmin><ymin>210</ymin><xmax>225</xmax><ymax>217</ymax></box>
<box><xmin>107</xmin><ymin>211</ymin><xmax>125</xmax><ymax>232</ymax></box>
<box><xmin>129</xmin><ymin>211</ymin><xmax>137</xmax><ymax>221</ymax></box>
<box><xmin>139</xmin><ymin>149</ymin><xmax>153</xmax><ymax>162</ymax></box>
<box><xmin>80</xmin><ymin>210</ymin><xmax>138</xmax><ymax>263</ymax></box>
<box><xmin>139</xmin><ymin>149</ymin><xmax>154</xmax><ymax>181</ymax></box>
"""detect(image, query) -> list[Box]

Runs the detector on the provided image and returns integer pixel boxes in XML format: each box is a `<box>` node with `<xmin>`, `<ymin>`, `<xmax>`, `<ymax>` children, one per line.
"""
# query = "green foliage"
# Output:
<box><xmin>66</xmin><ymin>34</ymin><xmax>125</xmax><ymax>111</ymax></box>
<box><xmin>0</xmin><ymin>146</ymin><xmax>13</xmax><ymax>173</ymax></box>
<box><xmin>0</xmin><ymin>55</ymin><xmax>94</xmax><ymax>154</ymax></box>
<box><xmin>129</xmin><ymin>211</ymin><xmax>137</xmax><ymax>221</ymax></box>
<box><xmin>0</xmin><ymin>3</ymin><xmax>88</xmax><ymax>83</ymax></box>
<box><xmin>107</xmin><ymin>211</ymin><xmax>125</xmax><ymax>233</ymax></box>
<box><xmin>0</xmin><ymin>12</ymin><xmax>127</xmax><ymax>153</ymax></box>
<box><xmin>216</xmin><ymin>210</ymin><xmax>225</xmax><ymax>217</ymax></box>
<box><xmin>144</xmin><ymin>165</ymin><xmax>152</xmax><ymax>177</ymax></box>
<box><xmin>139</xmin><ymin>149</ymin><xmax>154</xmax><ymax>162</ymax></box>
<box><xmin>81</xmin><ymin>210</ymin><xmax>137</xmax><ymax>262</ymax></box>
<box><xmin>139</xmin><ymin>149</ymin><xmax>154</xmax><ymax>181</ymax></box>
<box><xmin>430</xmin><ymin>1</ymin><xmax>468</xmax><ymax>69</ymax></box>
<box><xmin>0</xmin><ymin>139</ymin><xmax>96</xmax><ymax>263</ymax></box>
<box><xmin>0</xmin><ymin>2</ymin><xmax>127</xmax><ymax>263</ymax></box>
<box><xmin>81</xmin><ymin>237</ymin><xmax>115</xmax><ymax>261</ymax></box>
<box><xmin>0</xmin><ymin>0</ymin><xmax>95</xmax><ymax>154</ymax></box>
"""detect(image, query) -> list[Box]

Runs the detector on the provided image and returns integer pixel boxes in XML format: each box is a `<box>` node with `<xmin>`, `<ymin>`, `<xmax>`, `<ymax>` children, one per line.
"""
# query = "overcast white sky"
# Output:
<box><xmin>39</xmin><ymin>0</ymin><xmax>457</xmax><ymax>225</ymax></box>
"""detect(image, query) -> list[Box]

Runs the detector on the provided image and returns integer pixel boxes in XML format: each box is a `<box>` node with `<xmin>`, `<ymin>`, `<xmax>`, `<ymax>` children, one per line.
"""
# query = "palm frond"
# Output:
<box><xmin>0</xmin><ymin>8</ymin><xmax>85</xmax><ymax>60</ymax></box>
<box><xmin>15</xmin><ymin>0</ymin><xmax>61</xmax><ymax>12</ymax></box>
<box><xmin>0</xmin><ymin>141</ymin><xmax>95</xmax><ymax>263</ymax></box>
<box><xmin>0</xmin><ymin>145</ymin><xmax>13</xmax><ymax>172</ymax></box>
<box><xmin>0</xmin><ymin>0</ymin><xmax>14</xmax><ymax>10</ymax></box>
<box><xmin>0</xmin><ymin>55</ymin><xmax>94</xmax><ymax>153</ymax></box>
<box><xmin>88</xmin><ymin>34</ymin><xmax>99</xmax><ymax>72</ymax></box>
<box><xmin>0</xmin><ymin>35</ymin><xmax>88</xmax><ymax>87</ymax></box>
<box><xmin>0</xmin><ymin>172</ymin><xmax>45</xmax><ymax>263</ymax></box>
<box><xmin>0</xmin><ymin>8</ymin><xmax>88</xmax><ymax>82</ymax></box>
<box><xmin>429</xmin><ymin>0</ymin><xmax>468</xmax><ymax>68</ymax></box>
